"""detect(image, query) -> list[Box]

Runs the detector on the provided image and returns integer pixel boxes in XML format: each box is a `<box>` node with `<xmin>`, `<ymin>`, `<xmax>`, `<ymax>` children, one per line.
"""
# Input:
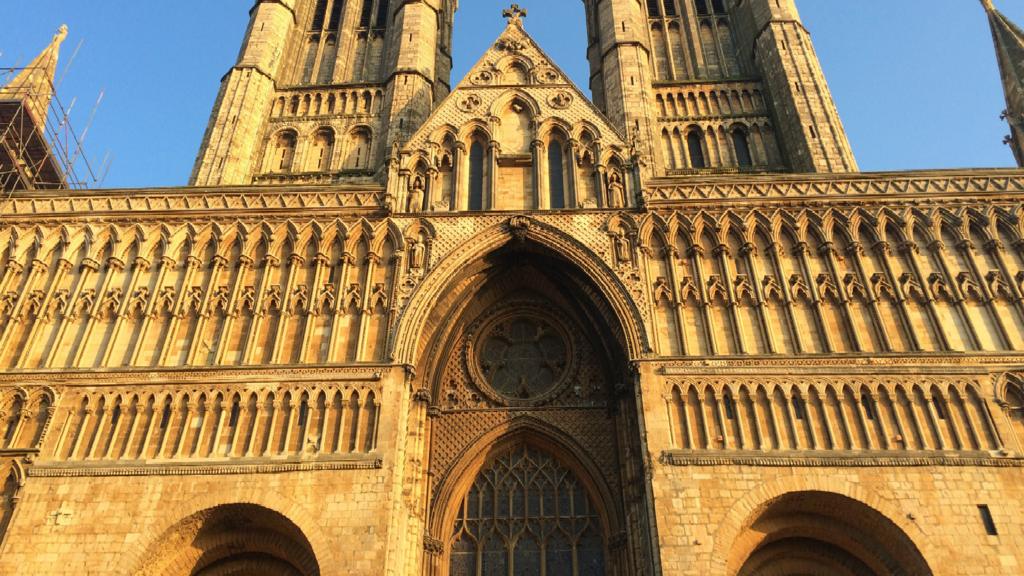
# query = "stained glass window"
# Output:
<box><xmin>449</xmin><ymin>444</ymin><xmax>606</xmax><ymax>576</ymax></box>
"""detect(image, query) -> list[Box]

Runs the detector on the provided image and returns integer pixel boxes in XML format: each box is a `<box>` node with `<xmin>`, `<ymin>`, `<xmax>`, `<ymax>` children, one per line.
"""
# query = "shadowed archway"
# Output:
<box><xmin>410</xmin><ymin>223</ymin><xmax>657</xmax><ymax>575</ymax></box>
<box><xmin>134</xmin><ymin>503</ymin><xmax>320</xmax><ymax>576</ymax></box>
<box><xmin>729</xmin><ymin>491</ymin><xmax>933</xmax><ymax>576</ymax></box>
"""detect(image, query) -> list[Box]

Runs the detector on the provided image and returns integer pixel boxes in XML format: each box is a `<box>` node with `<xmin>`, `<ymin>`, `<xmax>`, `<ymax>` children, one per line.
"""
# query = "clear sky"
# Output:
<box><xmin>2</xmin><ymin>0</ymin><xmax>1022</xmax><ymax>189</ymax></box>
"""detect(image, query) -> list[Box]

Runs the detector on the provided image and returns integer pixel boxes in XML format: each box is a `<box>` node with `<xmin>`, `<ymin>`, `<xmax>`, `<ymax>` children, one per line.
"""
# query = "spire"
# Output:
<box><xmin>0</xmin><ymin>25</ymin><xmax>69</xmax><ymax>126</ymax></box>
<box><xmin>982</xmin><ymin>1</ymin><xmax>1024</xmax><ymax>166</ymax></box>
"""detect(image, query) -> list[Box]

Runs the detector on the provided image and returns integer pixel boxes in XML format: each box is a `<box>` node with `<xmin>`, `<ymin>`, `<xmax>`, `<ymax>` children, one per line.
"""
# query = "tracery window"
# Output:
<box><xmin>449</xmin><ymin>444</ymin><xmax>606</xmax><ymax>576</ymax></box>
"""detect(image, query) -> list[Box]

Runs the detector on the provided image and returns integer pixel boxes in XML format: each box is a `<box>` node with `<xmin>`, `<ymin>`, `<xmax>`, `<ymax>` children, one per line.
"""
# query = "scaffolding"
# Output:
<box><xmin>0</xmin><ymin>68</ymin><xmax>100</xmax><ymax>192</ymax></box>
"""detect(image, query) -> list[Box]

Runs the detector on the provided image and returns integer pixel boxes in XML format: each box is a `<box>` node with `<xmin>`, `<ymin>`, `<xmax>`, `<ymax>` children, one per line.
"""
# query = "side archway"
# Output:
<box><xmin>714</xmin><ymin>481</ymin><xmax>934</xmax><ymax>576</ymax></box>
<box><xmin>132</xmin><ymin>503</ymin><xmax>320</xmax><ymax>576</ymax></box>
<box><xmin>122</xmin><ymin>488</ymin><xmax>336</xmax><ymax>576</ymax></box>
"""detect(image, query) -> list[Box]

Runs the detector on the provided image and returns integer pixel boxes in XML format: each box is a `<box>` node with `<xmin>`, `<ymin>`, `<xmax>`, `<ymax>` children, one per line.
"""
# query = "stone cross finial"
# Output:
<box><xmin>503</xmin><ymin>4</ymin><xmax>527</xmax><ymax>26</ymax></box>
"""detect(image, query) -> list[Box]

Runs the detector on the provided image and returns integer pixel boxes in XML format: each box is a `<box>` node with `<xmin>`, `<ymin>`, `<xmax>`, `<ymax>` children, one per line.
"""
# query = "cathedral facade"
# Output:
<box><xmin>2</xmin><ymin>1</ymin><xmax>1024</xmax><ymax>574</ymax></box>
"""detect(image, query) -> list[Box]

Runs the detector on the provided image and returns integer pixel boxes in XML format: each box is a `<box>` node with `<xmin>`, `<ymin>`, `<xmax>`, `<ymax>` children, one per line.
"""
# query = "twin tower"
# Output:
<box><xmin>191</xmin><ymin>0</ymin><xmax>857</xmax><ymax>191</ymax></box>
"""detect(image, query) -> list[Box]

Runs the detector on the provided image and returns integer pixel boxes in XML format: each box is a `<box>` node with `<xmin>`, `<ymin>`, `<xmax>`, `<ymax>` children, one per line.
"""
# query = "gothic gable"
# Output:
<box><xmin>389</xmin><ymin>14</ymin><xmax>634</xmax><ymax>213</ymax></box>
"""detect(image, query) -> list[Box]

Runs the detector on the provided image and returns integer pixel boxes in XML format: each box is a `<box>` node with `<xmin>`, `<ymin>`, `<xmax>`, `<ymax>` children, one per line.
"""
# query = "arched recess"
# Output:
<box><xmin>406</xmin><ymin>219</ymin><xmax>657</xmax><ymax>575</ymax></box>
<box><xmin>391</xmin><ymin>218</ymin><xmax>650</xmax><ymax>367</ymax></box>
<box><xmin>132</xmin><ymin>503</ymin><xmax>321</xmax><ymax>576</ymax></box>
<box><xmin>716</xmin><ymin>486</ymin><xmax>934</xmax><ymax>576</ymax></box>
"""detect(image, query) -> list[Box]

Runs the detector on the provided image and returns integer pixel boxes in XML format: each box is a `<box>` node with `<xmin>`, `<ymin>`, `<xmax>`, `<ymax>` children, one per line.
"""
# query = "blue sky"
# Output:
<box><xmin>2</xmin><ymin>1</ymin><xmax>1022</xmax><ymax>188</ymax></box>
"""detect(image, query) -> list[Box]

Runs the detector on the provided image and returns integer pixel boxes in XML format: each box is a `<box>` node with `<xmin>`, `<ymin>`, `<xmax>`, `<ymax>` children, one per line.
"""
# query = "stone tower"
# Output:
<box><xmin>190</xmin><ymin>0</ymin><xmax>456</xmax><ymax>186</ymax></box>
<box><xmin>983</xmin><ymin>0</ymin><xmax>1024</xmax><ymax>167</ymax></box>
<box><xmin>639</xmin><ymin>0</ymin><xmax>857</xmax><ymax>174</ymax></box>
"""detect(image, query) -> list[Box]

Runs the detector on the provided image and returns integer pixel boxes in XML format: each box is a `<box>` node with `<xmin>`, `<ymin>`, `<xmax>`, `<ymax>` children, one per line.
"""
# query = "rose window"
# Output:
<box><xmin>470</xmin><ymin>310</ymin><xmax>574</xmax><ymax>405</ymax></box>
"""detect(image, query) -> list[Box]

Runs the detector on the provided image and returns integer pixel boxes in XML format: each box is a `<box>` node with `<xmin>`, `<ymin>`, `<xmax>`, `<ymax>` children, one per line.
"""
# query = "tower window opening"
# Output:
<box><xmin>329</xmin><ymin>0</ymin><xmax>346</xmax><ymax>29</ymax></box>
<box><xmin>712</xmin><ymin>0</ymin><xmax>727</xmax><ymax>14</ymax></box>
<box><xmin>979</xmin><ymin>505</ymin><xmax>998</xmax><ymax>536</ymax></box>
<box><xmin>229</xmin><ymin>398</ymin><xmax>240</xmax><ymax>427</ymax></box>
<box><xmin>298</xmin><ymin>398</ymin><xmax>309</xmax><ymax>427</ymax></box>
<box><xmin>696</xmin><ymin>0</ymin><xmax>710</xmax><ymax>16</ymax></box>
<box><xmin>687</xmin><ymin>130</ymin><xmax>706</xmax><ymax>169</ymax></box>
<box><xmin>159</xmin><ymin>403</ymin><xmax>171</xmax><ymax>429</ymax></box>
<box><xmin>732</xmin><ymin>128</ymin><xmax>753</xmax><ymax>167</ymax></box>
<box><xmin>861</xmin><ymin>394</ymin><xmax>875</xmax><ymax>420</ymax></box>
<box><xmin>791</xmin><ymin>395</ymin><xmax>806</xmax><ymax>420</ymax></box>
<box><xmin>375</xmin><ymin>0</ymin><xmax>391</xmax><ymax>29</ymax></box>
<box><xmin>663</xmin><ymin>0</ymin><xmax>678</xmax><ymax>17</ymax></box>
<box><xmin>358</xmin><ymin>0</ymin><xmax>374</xmax><ymax>27</ymax></box>
<box><xmin>311</xmin><ymin>0</ymin><xmax>329</xmax><ymax>30</ymax></box>
<box><xmin>932</xmin><ymin>396</ymin><xmax>946</xmax><ymax>420</ymax></box>
<box><xmin>646</xmin><ymin>0</ymin><xmax>662</xmax><ymax>17</ymax></box>
<box><xmin>724</xmin><ymin>394</ymin><xmax>736</xmax><ymax>420</ymax></box>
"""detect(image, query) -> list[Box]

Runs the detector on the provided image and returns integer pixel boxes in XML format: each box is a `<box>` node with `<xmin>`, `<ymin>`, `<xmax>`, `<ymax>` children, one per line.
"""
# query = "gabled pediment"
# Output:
<box><xmin>405</xmin><ymin>20</ymin><xmax>627</xmax><ymax>153</ymax></box>
<box><xmin>391</xmin><ymin>16</ymin><xmax>635</xmax><ymax>213</ymax></box>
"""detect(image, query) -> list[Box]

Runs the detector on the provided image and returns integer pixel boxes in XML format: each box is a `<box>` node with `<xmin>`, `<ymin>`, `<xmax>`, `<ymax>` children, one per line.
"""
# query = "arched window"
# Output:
<box><xmin>309</xmin><ymin>128</ymin><xmax>335</xmax><ymax>172</ymax></box>
<box><xmin>687</xmin><ymin>130</ymin><xmax>706</xmax><ymax>169</ymax></box>
<box><xmin>732</xmin><ymin>128</ymin><xmax>753</xmax><ymax>168</ymax></box>
<box><xmin>272</xmin><ymin>130</ymin><xmax>298</xmax><ymax>173</ymax></box>
<box><xmin>468</xmin><ymin>140</ymin><xmax>485</xmax><ymax>211</ymax></box>
<box><xmin>548</xmin><ymin>140</ymin><xmax>566</xmax><ymax>209</ymax></box>
<box><xmin>449</xmin><ymin>444</ymin><xmax>606</xmax><ymax>576</ymax></box>
<box><xmin>345</xmin><ymin>128</ymin><xmax>371</xmax><ymax>170</ymax></box>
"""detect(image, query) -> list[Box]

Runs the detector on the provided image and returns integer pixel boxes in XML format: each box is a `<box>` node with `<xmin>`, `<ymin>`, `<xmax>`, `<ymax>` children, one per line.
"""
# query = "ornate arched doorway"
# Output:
<box><xmin>412</xmin><ymin>233</ymin><xmax>654</xmax><ymax>575</ymax></box>
<box><xmin>729</xmin><ymin>492</ymin><xmax>933</xmax><ymax>576</ymax></box>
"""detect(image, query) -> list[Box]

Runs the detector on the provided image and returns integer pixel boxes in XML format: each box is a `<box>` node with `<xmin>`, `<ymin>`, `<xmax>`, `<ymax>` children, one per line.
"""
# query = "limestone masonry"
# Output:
<box><xmin>1</xmin><ymin>1</ymin><xmax>1024</xmax><ymax>574</ymax></box>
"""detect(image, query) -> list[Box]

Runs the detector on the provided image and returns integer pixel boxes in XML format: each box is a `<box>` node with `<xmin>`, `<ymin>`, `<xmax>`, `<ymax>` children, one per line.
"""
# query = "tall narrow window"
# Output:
<box><xmin>687</xmin><ymin>130</ymin><xmax>706</xmax><ymax>169</ymax></box>
<box><xmin>468</xmin><ymin>141</ymin><xmax>485</xmax><ymax>211</ymax></box>
<box><xmin>732</xmin><ymin>129</ymin><xmax>753</xmax><ymax>167</ymax></box>
<box><xmin>328</xmin><ymin>0</ymin><xmax>345</xmax><ymax>29</ymax></box>
<box><xmin>662</xmin><ymin>0</ymin><xmax>677</xmax><ymax>17</ymax></box>
<box><xmin>311</xmin><ymin>0</ymin><xmax>329</xmax><ymax>30</ymax></box>
<box><xmin>274</xmin><ymin>131</ymin><xmax>298</xmax><ymax>173</ymax></box>
<box><xmin>695</xmin><ymin>0</ymin><xmax>710</xmax><ymax>15</ymax></box>
<box><xmin>548</xmin><ymin>141</ymin><xmax>566</xmax><ymax>209</ymax></box>
<box><xmin>791</xmin><ymin>395</ymin><xmax>806</xmax><ymax>420</ymax></box>
<box><xmin>345</xmin><ymin>129</ymin><xmax>371</xmax><ymax>170</ymax></box>
<box><xmin>712</xmin><ymin>0</ymin><xmax>726</xmax><ymax>14</ymax></box>
<box><xmin>646</xmin><ymin>0</ymin><xmax>661</xmax><ymax>17</ymax></box>
<box><xmin>861</xmin><ymin>394</ymin><xmax>875</xmax><ymax>420</ymax></box>
<box><xmin>375</xmin><ymin>0</ymin><xmax>390</xmax><ymax>28</ymax></box>
<box><xmin>358</xmin><ymin>0</ymin><xmax>374</xmax><ymax>27</ymax></box>
<box><xmin>310</xmin><ymin>128</ymin><xmax>335</xmax><ymax>172</ymax></box>
<box><xmin>979</xmin><ymin>505</ymin><xmax>998</xmax><ymax>536</ymax></box>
